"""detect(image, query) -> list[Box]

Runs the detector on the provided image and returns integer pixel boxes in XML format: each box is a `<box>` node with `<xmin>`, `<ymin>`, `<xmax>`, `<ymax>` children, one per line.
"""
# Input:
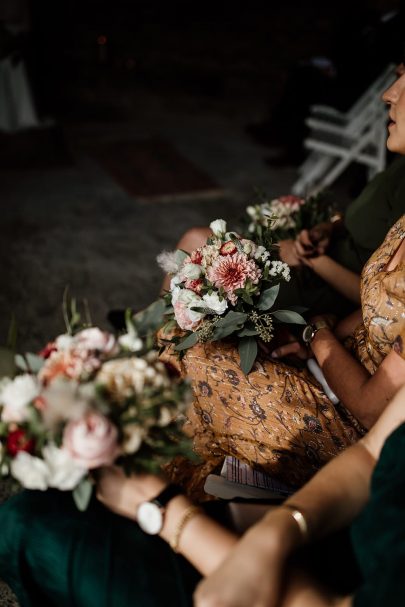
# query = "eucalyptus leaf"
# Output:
<box><xmin>272</xmin><ymin>310</ymin><xmax>306</xmax><ymax>325</ymax></box>
<box><xmin>15</xmin><ymin>353</ymin><xmax>44</xmax><ymax>373</ymax></box>
<box><xmin>25</xmin><ymin>353</ymin><xmax>45</xmax><ymax>373</ymax></box>
<box><xmin>257</xmin><ymin>284</ymin><xmax>280</xmax><ymax>311</ymax></box>
<box><xmin>237</xmin><ymin>327</ymin><xmax>259</xmax><ymax>337</ymax></box>
<box><xmin>133</xmin><ymin>299</ymin><xmax>166</xmax><ymax>334</ymax></box>
<box><xmin>238</xmin><ymin>336</ymin><xmax>258</xmax><ymax>375</ymax></box>
<box><xmin>216</xmin><ymin>311</ymin><xmax>247</xmax><ymax>328</ymax></box>
<box><xmin>174</xmin><ymin>332</ymin><xmax>199</xmax><ymax>351</ymax></box>
<box><xmin>72</xmin><ymin>478</ymin><xmax>93</xmax><ymax>511</ymax></box>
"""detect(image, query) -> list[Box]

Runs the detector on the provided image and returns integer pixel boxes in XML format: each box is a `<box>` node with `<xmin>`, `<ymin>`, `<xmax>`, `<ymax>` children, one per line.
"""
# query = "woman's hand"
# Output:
<box><xmin>295</xmin><ymin>223</ymin><xmax>334</xmax><ymax>258</ymax></box>
<box><xmin>278</xmin><ymin>239</ymin><xmax>303</xmax><ymax>267</ymax></box>
<box><xmin>96</xmin><ymin>466</ymin><xmax>167</xmax><ymax>520</ymax></box>
<box><xmin>194</xmin><ymin>508</ymin><xmax>302</xmax><ymax>607</ymax></box>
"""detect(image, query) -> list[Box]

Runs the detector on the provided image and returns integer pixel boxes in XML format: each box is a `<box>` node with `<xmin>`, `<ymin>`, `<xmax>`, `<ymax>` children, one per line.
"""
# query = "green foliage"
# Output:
<box><xmin>257</xmin><ymin>284</ymin><xmax>280</xmax><ymax>311</ymax></box>
<box><xmin>272</xmin><ymin>310</ymin><xmax>306</xmax><ymax>324</ymax></box>
<box><xmin>238</xmin><ymin>336</ymin><xmax>258</xmax><ymax>375</ymax></box>
<box><xmin>72</xmin><ymin>479</ymin><xmax>94</xmax><ymax>512</ymax></box>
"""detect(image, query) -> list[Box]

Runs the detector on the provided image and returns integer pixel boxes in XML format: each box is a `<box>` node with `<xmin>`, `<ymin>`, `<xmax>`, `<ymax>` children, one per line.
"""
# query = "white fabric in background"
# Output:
<box><xmin>0</xmin><ymin>57</ymin><xmax>39</xmax><ymax>132</ymax></box>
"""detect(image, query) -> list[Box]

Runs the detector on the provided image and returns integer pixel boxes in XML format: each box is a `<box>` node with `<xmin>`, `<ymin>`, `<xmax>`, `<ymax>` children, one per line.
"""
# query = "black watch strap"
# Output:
<box><xmin>152</xmin><ymin>484</ymin><xmax>182</xmax><ymax>508</ymax></box>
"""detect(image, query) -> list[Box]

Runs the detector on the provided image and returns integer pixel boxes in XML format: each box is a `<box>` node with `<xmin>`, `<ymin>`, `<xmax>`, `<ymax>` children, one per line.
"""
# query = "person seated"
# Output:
<box><xmin>1</xmin><ymin>381</ymin><xmax>405</xmax><ymax>606</ymax></box>
<box><xmin>153</xmin><ymin>66</ymin><xmax>405</xmax><ymax>496</ymax></box>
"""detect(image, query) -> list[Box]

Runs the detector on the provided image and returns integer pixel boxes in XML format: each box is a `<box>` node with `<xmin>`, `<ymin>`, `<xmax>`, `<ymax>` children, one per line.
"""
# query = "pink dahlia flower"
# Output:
<box><xmin>207</xmin><ymin>253</ymin><xmax>261</xmax><ymax>299</ymax></box>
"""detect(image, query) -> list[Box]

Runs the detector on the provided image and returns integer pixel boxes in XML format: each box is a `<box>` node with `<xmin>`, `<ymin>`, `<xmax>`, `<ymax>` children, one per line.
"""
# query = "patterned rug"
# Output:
<box><xmin>87</xmin><ymin>138</ymin><xmax>224</xmax><ymax>202</ymax></box>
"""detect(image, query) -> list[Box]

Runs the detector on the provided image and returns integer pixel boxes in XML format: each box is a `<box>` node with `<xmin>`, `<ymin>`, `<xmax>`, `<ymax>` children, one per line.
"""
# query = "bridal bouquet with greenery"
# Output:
<box><xmin>0</xmin><ymin>317</ymin><xmax>193</xmax><ymax>510</ymax></box>
<box><xmin>158</xmin><ymin>219</ymin><xmax>305</xmax><ymax>374</ymax></box>
<box><xmin>245</xmin><ymin>191</ymin><xmax>333</xmax><ymax>245</ymax></box>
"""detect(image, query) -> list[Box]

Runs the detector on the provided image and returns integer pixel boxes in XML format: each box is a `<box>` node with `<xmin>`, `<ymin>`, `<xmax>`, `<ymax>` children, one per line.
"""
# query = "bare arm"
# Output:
<box><xmin>195</xmin><ymin>385</ymin><xmax>405</xmax><ymax>607</ymax></box>
<box><xmin>311</xmin><ymin>328</ymin><xmax>405</xmax><ymax>428</ymax></box>
<box><xmin>334</xmin><ymin>309</ymin><xmax>362</xmax><ymax>340</ymax></box>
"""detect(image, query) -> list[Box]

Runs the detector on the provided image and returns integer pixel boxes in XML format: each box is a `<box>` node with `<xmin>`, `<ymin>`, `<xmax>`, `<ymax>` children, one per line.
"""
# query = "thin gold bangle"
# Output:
<box><xmin>281</xmin><ymin>504</ymin><xmax>309</xmax><ymax>542</ymax></box>
<box><xmin>170</xmin><ymin>505</ymin><xmax>202</xmax><ymax>553</ymax></box>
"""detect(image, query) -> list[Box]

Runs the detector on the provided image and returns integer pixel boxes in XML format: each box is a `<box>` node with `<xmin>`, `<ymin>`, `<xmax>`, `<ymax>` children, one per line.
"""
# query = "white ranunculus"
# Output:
<box><xmin>118</xmin><ymin>331</ymin><xmax>143</xmax><ymax>352</ymax></box>
<box><xmin>43</xmin><ymin>443</ymin><xmax>87</xmax><ymax>490</ymax></box>
<box><xmin>0</xmin><ymin>374</ymin><xmax>39</xmax><ymax>423</ymax></box>
<box><xmin>180</xmin><ymin>262</ymin><xmax>202</xmax><ymax>280</ymax></box>
<box><xmin>202</xmin><ymin>292</ymin><xmax>228</xmax><ymax>315</ymax></box>
<box><xmin>209</xmin><ymin>219</ymin><xmax>227</xmax><ymax>237</ymax></box>
<box><xmin>55</xmin><ymin>334</ymin><xmax>74</xmax><ymax>350</ymax></box>
<box><xmin>11</xmin><ymin>452</ymin><xmax>50</xmax><ymax>490</ymax></box>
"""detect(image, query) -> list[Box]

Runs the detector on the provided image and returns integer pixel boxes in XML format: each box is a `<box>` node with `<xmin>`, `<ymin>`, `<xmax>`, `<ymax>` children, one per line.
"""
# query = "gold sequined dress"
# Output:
<box><xmin>161</xmin><ymin>216</ymin><xmax>405</xmax><ymax>498</ymax></box>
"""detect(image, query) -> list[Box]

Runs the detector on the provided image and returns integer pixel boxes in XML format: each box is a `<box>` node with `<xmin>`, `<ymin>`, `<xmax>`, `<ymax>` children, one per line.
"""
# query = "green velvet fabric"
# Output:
<box><xmin>351</xmin><ymin>422</ymin><xmax>405</xmax><ymax>607</ymax></box>
<box><xmin>276</xmin><ymin>155</ymin><xmax>405</xmax><ymax>317</ymax></box>
<box><xmin>0</xmin><ymin>490</ymin><xmax>200</xmax><ymax>607</ymax></box>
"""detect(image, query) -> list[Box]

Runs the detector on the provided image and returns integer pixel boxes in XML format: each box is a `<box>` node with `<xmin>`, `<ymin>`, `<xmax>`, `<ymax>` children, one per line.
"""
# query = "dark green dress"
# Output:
<box><xmin>0</xmin><ymin>423</ymin><xmax>404</xmax><ymax>606</ymax></box>
<box><xmin>0</xmin><ymin>490</ymin><xmax>200</xmax><ymax>607</ymax></box>
<box><xmin>351</xmin><ymin>422</ymin><xmax>405</xmax><ymax>606</ymax></box>
<box><xmin>276</xmin><ymin>155</ymin><xmax>405</xmax><ymax>316</ymax></box>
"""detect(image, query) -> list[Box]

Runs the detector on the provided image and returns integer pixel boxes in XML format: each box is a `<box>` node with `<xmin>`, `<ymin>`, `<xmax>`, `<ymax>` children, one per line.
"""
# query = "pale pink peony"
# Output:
<box><xmin>207</xmin><ymin>252</ymin><xmax>261</xmax><ymax>298</ymax></box>
<box><xmin>72</xmin><ymin>328</ymin><xmax>117</xmax><ymax>355</ymax></box>
<box><xmin>172</xmin><ymin>289</ymin><xmax>205</xmax><ymax>331</ymax></box>
<box><xmin>63</xmin><ymin>412</ymin><xmax>119</xmax><ymax>469</ymax></box>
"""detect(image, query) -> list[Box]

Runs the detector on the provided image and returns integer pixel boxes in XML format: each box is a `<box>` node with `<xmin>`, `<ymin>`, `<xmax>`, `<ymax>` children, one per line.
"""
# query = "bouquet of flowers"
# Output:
<box><xmin>245</xmin><ymin>192</ymin><xmax>333</xmax><ymax>245</ymax></box>
<box><xmin>0</xmin><ymin>321</ymin><xmax>193</xmax><ymax>510</ymax></box>
<box><xmin>158</xmin><ymin>219</ymin><xmax>305</xmax><ymax>374</ymax></box>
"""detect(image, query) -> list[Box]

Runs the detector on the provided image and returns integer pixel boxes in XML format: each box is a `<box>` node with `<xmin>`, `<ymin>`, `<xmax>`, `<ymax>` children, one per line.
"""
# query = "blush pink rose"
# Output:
<box><xmin>63</xmin><ymin>412</ymin><xmax>119</xmax><ymax>469</ymax></box>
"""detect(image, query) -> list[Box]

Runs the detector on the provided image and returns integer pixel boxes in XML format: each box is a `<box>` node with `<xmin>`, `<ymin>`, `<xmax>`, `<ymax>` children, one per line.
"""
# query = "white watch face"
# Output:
<box><xmin>302</xmin><ymin>325</ymin><xmax>314</xmax><ymax>344</ymax></box>
<box><xmin>137</xmin><ymin>501</ymin><xmax>163</xmax><ymax>535</ymax></box>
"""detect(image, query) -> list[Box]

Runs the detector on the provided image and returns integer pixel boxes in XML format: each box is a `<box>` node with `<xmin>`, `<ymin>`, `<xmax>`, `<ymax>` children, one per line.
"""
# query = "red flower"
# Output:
<box><xmin>39</xmin><ymin>342</ymin><xmax>57</xmax><ymax>359</ymax></box>
<box><xmin>220</xmin><ymin>241</ymin><xmax>237</xmax><ymax>256</ymax></box>
<box><xmin>7</xmin><ymin>429</ymin><xmax>35</xmax><ymax>456</ymax></box>
<box><xmin>190</xmin><ymin>250</ymin><xmax>203</xmax><ymax>265</ymax></box>
<box><xmin>279</xmin><ymin>195</ymin><xmax>305</xmax><ymax>206</ymax></box>
<box><xmin>185</xmin><ymin>278</ymin><xmax>203</xmax><ymax>294</ymax></box>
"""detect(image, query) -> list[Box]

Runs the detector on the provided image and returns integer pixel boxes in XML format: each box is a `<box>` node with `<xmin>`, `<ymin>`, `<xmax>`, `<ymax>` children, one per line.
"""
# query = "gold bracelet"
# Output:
<box><xmin>281</xmin><ymin>504</ymin><xmax>309</xmax><ymax>542</ymax></box>
<box><xmin>170</xmin><ymin>505</ymin><xmax>202</xmax><ymax>553</ymax></box>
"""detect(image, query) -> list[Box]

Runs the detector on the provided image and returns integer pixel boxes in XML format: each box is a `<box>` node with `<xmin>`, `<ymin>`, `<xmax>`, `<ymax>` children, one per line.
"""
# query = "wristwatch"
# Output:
<box><xmin>302</xmin><ymin>320</ymin><xmax>330</xmax><ymax>345</ymax></box>
<box><xmin>136</xmin><ymin>484</ymin><xmax>182</xmax><ymax>535</ymax></box>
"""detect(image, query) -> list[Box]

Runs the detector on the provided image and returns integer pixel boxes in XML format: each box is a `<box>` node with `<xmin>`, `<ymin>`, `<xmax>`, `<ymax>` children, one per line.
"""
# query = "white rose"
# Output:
<box><xmin>209</xmin><ymin>219</ymin><xmax>227</xmax><ymax>237</ymax></box>
<box><xmin>43</xmin><ymin>443</ymin><xmax>87</xmax><ymax>490</ymax></box>
<box><xmin>180</xmin><ymin>263</ymin><xmax>202</xmax><ymax>280</ymax></box>
<box><xmin>0</xmin><ymin>374</ymin><xmax>39</xmax><ymax>423</ymax></box>
<box><xmin>202</xmin><ymin>292</ymin><xmax>228</xmax><ymax>315</ymax></box>
<box><xmin>122</xmin><ymin>424</ymin><xmax>145</xmax><ymax>454</ymax></box>
<box><xmin>118</xmin><ymin>331</ymin><xmax>143</xmax><ymax>352</ymax></box>
<box><xmin>11</xmin><ymin>451</ymin><xmax>49</xmax><ymax>490</ymax></box>
<box><xmin>55</xmin><ymin>334</ymin><xmax>74</xmax><ymax>350</ymax></box>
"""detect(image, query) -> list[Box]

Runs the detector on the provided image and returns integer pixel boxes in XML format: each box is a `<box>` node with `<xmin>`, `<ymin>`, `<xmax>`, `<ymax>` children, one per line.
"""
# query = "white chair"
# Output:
<box><xmin>292</xmin><ymin>63</ymin><xmax>396</xmax><ymax>196</ymax></box>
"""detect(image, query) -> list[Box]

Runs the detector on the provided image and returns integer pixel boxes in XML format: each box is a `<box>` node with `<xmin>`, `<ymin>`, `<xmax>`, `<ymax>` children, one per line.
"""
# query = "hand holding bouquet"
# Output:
<box><xmin>158</xmin><ymin>219</ymin><xmax>305</xmax><ymax>374</ymax></box>
<box><xmin>0</xmin><ymin>324</ymin><xmax>193</xmax><ymax>510</ymax></box>
<box><xmin>245</xmin><ymin>192</ymin><xmax>334</xmax><ymax>246</ymax></box>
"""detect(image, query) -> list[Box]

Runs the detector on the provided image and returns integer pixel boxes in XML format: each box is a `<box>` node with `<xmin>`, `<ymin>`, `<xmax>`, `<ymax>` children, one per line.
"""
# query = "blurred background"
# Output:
<box><xmin>0</xmin><ymin>0</ymin><xmax>403</xmax><ymax>353</ymax></box>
